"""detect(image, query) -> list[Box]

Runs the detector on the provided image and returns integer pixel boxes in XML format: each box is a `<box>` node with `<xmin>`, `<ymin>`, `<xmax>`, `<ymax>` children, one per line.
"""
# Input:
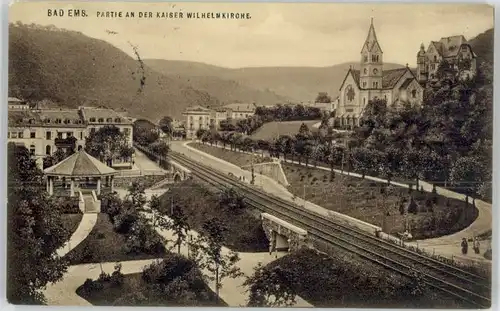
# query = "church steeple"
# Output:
<box><xmin>360</xmin><ymin>18</ymin><xmax>383</xmax><ymax>90</ymax></box>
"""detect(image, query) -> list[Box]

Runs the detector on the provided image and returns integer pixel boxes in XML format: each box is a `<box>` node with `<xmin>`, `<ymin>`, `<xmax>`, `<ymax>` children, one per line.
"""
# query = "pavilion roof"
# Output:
<box><xmin>44</xmin><ymin>150</ymin><xmax>118</xmax><ymax>177</ymax></box>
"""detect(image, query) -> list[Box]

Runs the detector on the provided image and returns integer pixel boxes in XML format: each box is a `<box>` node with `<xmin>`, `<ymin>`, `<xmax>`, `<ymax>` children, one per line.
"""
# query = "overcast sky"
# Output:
<box><xmin>9</xmin><ymin>2</ymin><xmax>494</xmax><ymax>68</ymax></box>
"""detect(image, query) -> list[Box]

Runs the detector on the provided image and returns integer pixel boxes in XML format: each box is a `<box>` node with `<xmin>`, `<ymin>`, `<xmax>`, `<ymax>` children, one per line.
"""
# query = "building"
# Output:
<box><xmin>7</xmin><ymin>106</ymin><xmax>133</xmax><ymax>168</ymax></box>
<box><xmin>221</xmin><ymin>103</ymin><xmax>256</xmax><ymax>120</ymax></box>
<box><xmin>416</xmin><ymin>36</ymin><xmax>477</xmax><ymax>84</ymax></box>
<box><xmin>8</xmin><ymin>97</ymin><xmax>29</xmax><ymax>110</ymax></box>
<box><xmin>336</xmin><ymin>19</ymin><xmax>424</xmax><ymax>128</ymax></box>
<box><xmin>183</xmin><ymin>103</ymin><xmax>257</xmax><ymax>138</ymax></box>
<box><xmin>183</xmin><ymin>105</ymin><xmax>212</xmax><ymax>139</ymax></box>
<box><xmin>80</xmin><ymin>106</ymin><xmax>133</xmax><ymax>146</ymax></box>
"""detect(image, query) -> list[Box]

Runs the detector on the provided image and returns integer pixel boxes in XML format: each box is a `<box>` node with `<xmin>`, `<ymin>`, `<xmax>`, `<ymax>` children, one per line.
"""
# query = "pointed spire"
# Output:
<box><xmin>362</xmin><ymin>18</ymin><xmax>382</xmax><ymax>53</ymax></box>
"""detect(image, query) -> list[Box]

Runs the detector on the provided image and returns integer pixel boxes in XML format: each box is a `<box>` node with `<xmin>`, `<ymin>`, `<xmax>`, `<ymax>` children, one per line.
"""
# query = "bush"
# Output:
<box><xmin>100</xmin><ymin>192</ymin><xmax>123</xmax><ymax>221</ymax></box>
<box><xmin>111</xmin><ymin>263</ymin><xmax>125</xmax><ymax>287</ymax></box>
<box><xmin>56</xmin><ymin>196</ymin><xmax>81</xmax><ymax>214</ymax></box>
<box><xmin>125</xmin><ymin>218</ymin><xmax>165</xmax><ymax>255</ymax></box>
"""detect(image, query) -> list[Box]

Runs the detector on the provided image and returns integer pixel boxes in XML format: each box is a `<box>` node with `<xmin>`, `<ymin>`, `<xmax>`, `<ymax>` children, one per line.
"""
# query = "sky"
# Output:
<box><xmin>9</xmin><ymin>2</ymin><xmax>494</xmax><ymax>68</ymax></box>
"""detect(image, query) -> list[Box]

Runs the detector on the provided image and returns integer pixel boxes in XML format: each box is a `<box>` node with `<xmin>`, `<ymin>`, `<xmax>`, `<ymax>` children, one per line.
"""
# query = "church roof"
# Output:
<box><xmin>44</xmin><ymin>150</ymin><xmax>117</xmax><ymax>177</ymax></box>
<box><xmin>347</xmin><ymin>67</ymin><xmax>417</xmax><ymax>90</ymax></box>
<box><xmin>399</xmin><ymin>78</ymin><xmax>414</xmax><ymax>89</ymax></box>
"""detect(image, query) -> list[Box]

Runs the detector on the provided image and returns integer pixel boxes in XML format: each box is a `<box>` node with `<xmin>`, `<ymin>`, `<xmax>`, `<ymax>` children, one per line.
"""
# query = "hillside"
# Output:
<box><xmin>469</xmin><ymin>28</ymin><xmax>494</xmax><ymax>66</ymax></box>
<box><xmin>251</xmin><ymin>120</ymin><xmax>320</xmax><ymax>141</ymax></box>
<box><xmin>8</xmin><ymin>23</ymin><xmax>219</xmax><ymax>122</ymax></box>
<box><xmin>145</xmin><ymin>60</ymin><xmax>405</xmax><ymax>102</ymax></box>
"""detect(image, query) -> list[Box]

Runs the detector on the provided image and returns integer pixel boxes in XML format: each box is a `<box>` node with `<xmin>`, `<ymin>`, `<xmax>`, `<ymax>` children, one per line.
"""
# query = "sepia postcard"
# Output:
<box><xmin>6</xmin><ymin>2</ymin><xmax>494</xmax><ymax>308</ymax></box>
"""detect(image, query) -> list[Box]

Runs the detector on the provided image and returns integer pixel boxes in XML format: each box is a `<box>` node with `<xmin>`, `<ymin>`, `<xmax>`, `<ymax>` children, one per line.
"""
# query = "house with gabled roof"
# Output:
<box><xmin>416</xmin><ymin>35</ymin><xmax>477</xmax><ymax>84</ymax></box>
<box><xmin>336</xmin><ymin>19</ymin><xmax>424</xmax><ymax>129</ymax></box>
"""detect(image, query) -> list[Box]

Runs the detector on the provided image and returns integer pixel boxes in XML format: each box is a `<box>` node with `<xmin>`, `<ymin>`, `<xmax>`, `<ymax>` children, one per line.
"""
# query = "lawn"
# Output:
<box><xmin>76</xmin><ymin>254</ymin><xmax>226</xmax><ymax>306</ymax></box>
<box><xmin>282</xmin><ymin>163</ymin><xmax>478</xmax><ymax>239</ymax></box>
<box><xmin>266</xmin><ymin>248</ymin><xmax>466</xmax><ymax>308</ymax></box>
<box><xmin>250</xmin><ymin>120</ymin><xmax>319</xmax><ymax>141</ymax></box>
<box><xmin>157</xmin><ymin>179</ymin><xmax>269</xmax><ymax>252</ymax></box>
<box><xmin>190</xmin><ymin>143</ymin><xmax>272</xmax><ymax>168</ymax></box>
<box><xmin>65</xmin><ymin>213</ymin><xmax>166</xmax><ymax>265</ymax></box>
<box><xmin>61</xmin><ymin>213</ymin><xmax>83</xmax><ymax>238</ymax></box>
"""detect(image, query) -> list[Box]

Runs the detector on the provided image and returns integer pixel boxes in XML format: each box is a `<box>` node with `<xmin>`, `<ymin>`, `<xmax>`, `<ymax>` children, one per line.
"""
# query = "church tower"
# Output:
<box><xmin>360</xmin><ymin>18</ymin><xmax>383</xmax><ymax>89</ymax></box>
<box><xmin>416</xmin><ymin>43</ymin><xmax>428</xmax><ymax>84</ymax></box>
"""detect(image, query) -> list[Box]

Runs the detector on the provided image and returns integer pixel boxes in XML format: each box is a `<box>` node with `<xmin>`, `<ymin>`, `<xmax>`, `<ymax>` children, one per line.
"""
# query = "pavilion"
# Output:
<box><xmin>43</xmin><ymin>149</ymin><xmax>119</xmax><ymax>196</ymax></box>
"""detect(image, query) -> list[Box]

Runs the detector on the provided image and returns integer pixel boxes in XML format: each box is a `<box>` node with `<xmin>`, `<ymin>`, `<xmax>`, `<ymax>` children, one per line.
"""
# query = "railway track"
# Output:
<box><xmin>162</xmin><ymin>149</ymin><xmax>491</xmax><ymax>308</ymax></box>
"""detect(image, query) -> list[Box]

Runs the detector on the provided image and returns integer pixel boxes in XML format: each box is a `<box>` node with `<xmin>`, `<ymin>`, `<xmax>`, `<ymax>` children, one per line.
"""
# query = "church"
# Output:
<box><xmin>335</xmin><ymin>19</ymin><xmax>424</xmax><ymax>128</ymax></box>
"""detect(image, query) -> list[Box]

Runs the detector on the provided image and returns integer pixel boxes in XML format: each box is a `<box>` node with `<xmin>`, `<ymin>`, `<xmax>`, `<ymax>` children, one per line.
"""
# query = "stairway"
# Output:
<box><xmin>83</xmin><ymin>194</ymin><xmax>98</xmax><ymax>213</ymax></box>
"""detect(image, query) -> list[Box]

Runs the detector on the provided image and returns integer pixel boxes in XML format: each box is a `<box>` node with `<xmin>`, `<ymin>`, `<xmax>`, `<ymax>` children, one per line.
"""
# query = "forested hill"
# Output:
<box><xmin>8</xmin><ymin>23</ymin><xmax>219</xmax><ymax>122</ymax></box>
<box><xmin>469</xmin><ymin>28</ymin><xmax>493</xmax><ymax>66</ymax></box>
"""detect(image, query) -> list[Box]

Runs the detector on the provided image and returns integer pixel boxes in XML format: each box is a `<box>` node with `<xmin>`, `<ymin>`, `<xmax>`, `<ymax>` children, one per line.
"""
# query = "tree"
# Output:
<box><xmin>243</xmin><ymin>262</ymin><xmax>298</xmax><ymax>307</ymax></box>
<box><xmin>85</xmin><ymin>125</ymin><xmax>130</xmax><ymax>166</ymax></box>
<box><xmin>149</xmin><ymin>194</ymin><xmax>161</xmax><ymax>211</ymax></box>
<box><xmin>218</xmin><ymin>188</ymin><xmax>246</xmax><ymax>212</ymax></box>
<box><xmin>161</xmin><ymin>204</ymin><xmax>190</xmax><ymax>254</ymax></box>
<box><xmin>190</xmin><ymin>218</ymin><xmax>243</xmax><ymax>299</ymax></box>
<box><xmin>7</xmin><ymin>143</ymin><xmax>69</xmax><ymax>304</ymax></box>
<box><xmin>159</xmin><ymin>116</ymin><xmax>173</xmax><ymax>137</ymax></box>
<box><xmin>315</xmin><ymin>92</ymin><xmax>332</xmax><ymax>103</ymax></box>
<box><xmin>127</xmin><ymin>181</ymin><xmax>147</xmax><ymax>210</ymax></box>
<box><xmin>449</xmin><ymin>156</ymin><xmax>485</xmax><ymax>197</ymax></box>
<box><xmin>351</xmin><ymin>147</ymin><xmax>376</xmax><ymax>178</ymax></box>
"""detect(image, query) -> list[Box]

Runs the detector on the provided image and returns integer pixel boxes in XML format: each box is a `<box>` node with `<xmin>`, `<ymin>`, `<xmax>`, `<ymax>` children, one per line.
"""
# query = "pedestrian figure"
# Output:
<box><xmin>461</xmin><ymin>238</ymin><xmax>468</xmax><ymax>255</ymax></box>
<box><xmin>473</xmin><ymin>237</ymin><xmax>480</xmax><ymax>254</ymax></box>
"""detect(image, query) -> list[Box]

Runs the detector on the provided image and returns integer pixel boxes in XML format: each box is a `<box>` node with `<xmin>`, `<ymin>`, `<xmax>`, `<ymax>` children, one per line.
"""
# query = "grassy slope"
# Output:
<box><xmin>250</xmin><ymin>120</ymin><xmax>320</xmax><ymax>141</ymax></box>
<box><xmin>61</xmin><ymin>213</ymin><xmax>83</xmax><ymax>238</ymax></box>
<box><xmin>190</xmin><ymin>143</ymin><xmax>272</xmax><ymax>167</ymax></box>
<box><xmin>282</xmin><ymin>163</ymin><xmax>477</xmax><ymax>239</ymax></box>
<box><xmin>65</xmin><ymin>213</ymin><xmax>165</xmax><ymax>264</ymax></box>
<box><xmin>9</xmin><ymin>23</ymin><xmax>218</xmax><ymax>122</ymax></box>
<box><xmin>269</xmin><ymin>248</ymin><xmax>464</xmax><ymax>308</ymax></box>
<box><xmin>158</xmin><ymin>179</ymin><xmax>268</xmax><ymax>252</ymax></box>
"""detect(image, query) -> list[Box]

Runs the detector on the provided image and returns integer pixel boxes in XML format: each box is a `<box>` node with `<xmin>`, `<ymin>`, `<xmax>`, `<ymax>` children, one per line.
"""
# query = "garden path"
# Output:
<box><xmin>57</xmin><ymin>213</ymin><xmax>98</xmax><ymax>257</ymax></box>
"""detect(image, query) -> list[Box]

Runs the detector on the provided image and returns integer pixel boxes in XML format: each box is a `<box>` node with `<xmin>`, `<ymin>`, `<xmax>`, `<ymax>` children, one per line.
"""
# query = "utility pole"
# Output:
<box><xmin>303</xmin><ymin>184</ymin><xmax>306</xmax><ymax>208</ymax></box>
<box><xmin>251</xmin><ymin>152</ymin><xmax>255</xmax><ymax>185</ymax></box>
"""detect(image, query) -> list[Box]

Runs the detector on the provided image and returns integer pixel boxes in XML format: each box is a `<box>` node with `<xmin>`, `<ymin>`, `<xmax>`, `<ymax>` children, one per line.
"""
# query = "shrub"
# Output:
<box><xmin>126</xmin><ymin>218</ymin><xmax>165</xmax><ymax>255</ymax></box>
<box><xmin>110</xmin><ymin>263</ymin><xmax>124</xmax><ymax>287</ymax></box>
<box><xmin>56</xmin><ymin>196</ymin><xmax>81</xmax><ymax>214</ymax></box>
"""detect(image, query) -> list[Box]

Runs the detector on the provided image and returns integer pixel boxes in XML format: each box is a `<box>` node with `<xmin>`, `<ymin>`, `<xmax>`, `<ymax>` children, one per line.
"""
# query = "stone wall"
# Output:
<box><xmin>113</xmin><ymin>175</ymin><xmax>168</xmax><ymax>189</ymax></box>
<box><xmin>243</xmin><ymin>161</ymin><xmax>289</xmax><ymax>187</ymax></box>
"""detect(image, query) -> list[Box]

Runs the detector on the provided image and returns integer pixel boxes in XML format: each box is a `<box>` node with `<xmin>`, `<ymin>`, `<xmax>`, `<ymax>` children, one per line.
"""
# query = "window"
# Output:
<box><xmin>384</xmin><ymin>95</ymin><xmax>387</xmax><ymax>101</ymax></box>
<box><xmin>57</xmin><ymin>132</ymin><xmax>63</xmax><ymax>139</ymax></box>
<box><xmin>44</xmin><ymin>118</ymin><xmax>51</xmax><ymax>124</ymax></box>
<box><xmin>55</xmin><ymin>118</ymin><xmax>62</xmax><ymax>124</ymax></box>
<box><xmin>98</xmin><ymin>118</ymin><xmax>104</xmax><ymax>123</ymax></box>
<box><xmin>364</xmin><ymin>68</ymin><xmax>368</xmax><ymax>74</ymax></box>
<box><xmin>106</xmin><ymin>118</ymin><xmax>113</xmax><ymax>122</ymax></box>
<box><xmin>412</xmin><ymin>90</ymin><xmax>417</xmax><ymax>98</ymax></box>
<box><xmin>29</xmin><ymin>145</ymin><xmax>35</xmax><ymax>156</ymax></box>
<box><xmin>364</xmin><ymin>55</ymin><xmax>368</xmax><ymax>62</ymax></box>
<box><xmin>373</xmin><ymin>68</ymin><xmax>378</xmax><ymax>74</ymax></box>
<box><xmin>90</xmin><ymin>117</ymin><xmax>96</xmax><ymax>122</ymax></box>
<box><xmin>363</xmin><ymin>98</ymin><xmax>366</xmax><ymax>106</ymax></box>
<box><xmin>30</xmin><ymin>132</ymin><xmax>36</xmax><ymax>138</ymax></box>
<box><xmin>80</xmin><ymin>132</ymin><xmax>83</xmax><ymax>140</ymax></box>
<box><xmin>45</xmin><ymin>145</ymin><xmax>51</xmax><ymax>155</ymax></box>
<box><xmin>124</xmin><ymin>128</ymin><xmax>130</xmax><ymax>136</ymax></box>
<box><xmin>64</xmin><ymin>119</ymin><xmax>70</xmax><ymax>124</ymax></box>
<box><xmin>28</xmin><ymin>119</ymin><xmax>35</xmax><ymax>124</ymax></box>
<box><xmin>372</xmin><ymin>54</ymin><xmax>379</xmax><ymax>62</ymax></box>
<box><xmin>18</xmin><ymin>131</ymin><xmax>24</xmax><ymax>138</ymax></box>
<box><xmin>114</xmin><ymin>118</ymin><xmax>121</xmax><ymax>123</ymax></box>
<box><xmin>362</xmin><ymin>81</ymin><xmax>367</xmax><ymax>88</ymax></box>
<box><xmin>373</xmin><ymin>82</ymin><xmax>379</xmax><ymax>88</ymax></box>
<box><xmin>433</xmin><ymin>55</ymin><xmax>437</xmax><ymax>62</ymax></box>
<box><xmin>7</xmin><ymin>132</ymin><xmax>10</xmax><ymax>139</ymax></box>
<box><xmin>90</xmin><ymin>128</ymin><xmax>96</xmax><ymax>134</ymax></box>
<box><xmin>11</xmin><ymin>132</ymin><xmax>17</xmax><ymax>139</ymax></box>
<box><xmin>67</xmin><ymin>132</ymin><xmax>73</xmax><ymax>137</ymax></box>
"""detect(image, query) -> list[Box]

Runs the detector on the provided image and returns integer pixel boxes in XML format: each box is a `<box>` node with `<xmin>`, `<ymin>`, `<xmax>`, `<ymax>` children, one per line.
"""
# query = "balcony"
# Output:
<box><xmin>54</xmin><ymin>137</ymin><xmax>77</xmax><ymax>148</ymax></box>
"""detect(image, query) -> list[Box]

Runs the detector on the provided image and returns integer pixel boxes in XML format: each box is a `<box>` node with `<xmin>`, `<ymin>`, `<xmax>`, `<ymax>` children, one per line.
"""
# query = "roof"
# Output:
<box><xmin>344</xmin><ymin>67</ymin><xmax>416</xmax><ymax>90</ymax></box>
<box><xmin>8</xmin><ymin>109</ymin><xmax>87</xmax><ymax>128</ymax></box>
<box><xmin>361</xmin><ymin>18</ymin><xmax>382</xmax><ymax>53</ymax></box>
<box><xmin>431</xmin><ymin>35</ymin><xmax>468</xmax><ymax>58</ymax></box>
<box><xmin>222</xmin><ymin>103</ymin><xmax>256</xmax><ymax>112</ymax></box>
<box><xmin>399</xmin><ymin>78</ymin><xmax>414</xmax><ymax>89</ymax></box>
<box><xmin>80</xmin><ymin>107</ymin><xmax>132</xmax><ymax>124</ymax></box>
<box><xmin>183</xmin><ymin>105</ymin><xmax>212</xmax><ymax>113</ymax></box>
<box><xmin>44</xmin><ymin>150</ymin><xmax>118</xmax><ymax>177</ymax></box>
